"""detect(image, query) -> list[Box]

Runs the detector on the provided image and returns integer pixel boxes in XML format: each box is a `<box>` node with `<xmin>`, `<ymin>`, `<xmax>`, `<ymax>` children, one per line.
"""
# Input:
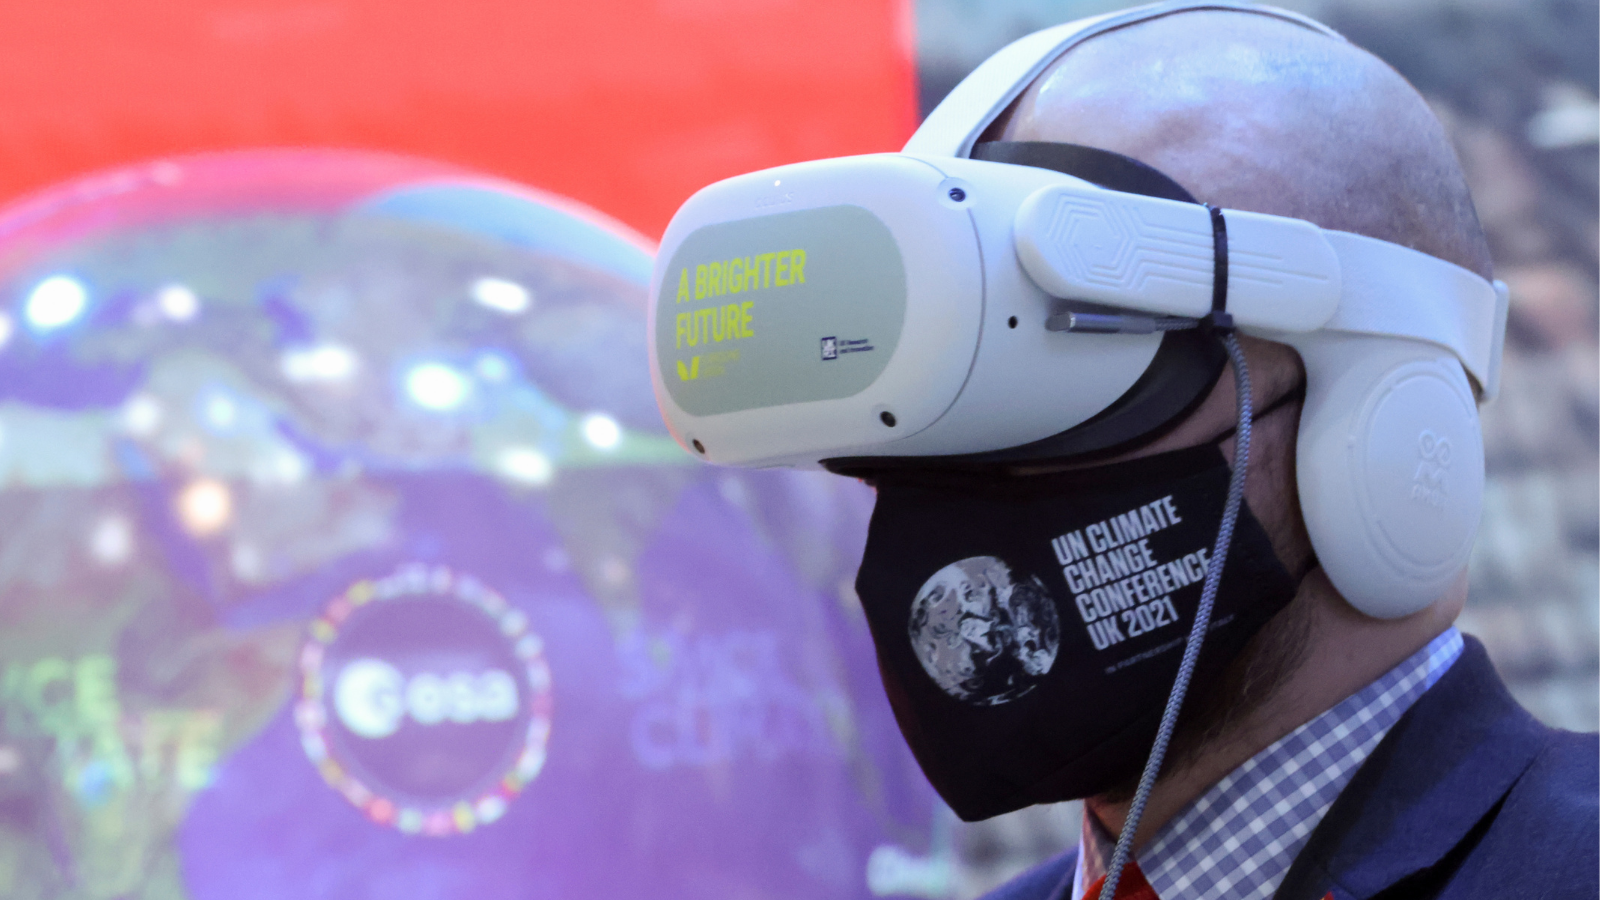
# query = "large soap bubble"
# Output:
<box><xmin>0</xmin><ymin>150</ymin><xmax>950</xmax><ymax>900</ymax></box>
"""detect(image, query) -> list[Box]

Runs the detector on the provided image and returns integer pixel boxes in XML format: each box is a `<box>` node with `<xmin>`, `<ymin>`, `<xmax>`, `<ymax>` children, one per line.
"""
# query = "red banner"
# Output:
<box><xmin>0</xmin><ymin>0</ymin><xmax>917</xmax><ymax>237</ymax></box>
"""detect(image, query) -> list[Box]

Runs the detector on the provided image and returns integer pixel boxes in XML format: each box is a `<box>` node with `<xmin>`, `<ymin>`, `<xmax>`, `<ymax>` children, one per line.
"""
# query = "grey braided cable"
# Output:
<box><xmin>1092</xmin><ymin>332</ymin><xmax>1252</xmax><ymax>900</ymax></box>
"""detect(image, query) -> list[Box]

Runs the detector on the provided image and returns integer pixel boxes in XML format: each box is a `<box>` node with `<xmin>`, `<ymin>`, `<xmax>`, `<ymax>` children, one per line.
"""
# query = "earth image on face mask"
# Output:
<box><xmin>907</xmin><ymin>556</ymin><xmax>1061</xmax><ymax>705</ymax></box>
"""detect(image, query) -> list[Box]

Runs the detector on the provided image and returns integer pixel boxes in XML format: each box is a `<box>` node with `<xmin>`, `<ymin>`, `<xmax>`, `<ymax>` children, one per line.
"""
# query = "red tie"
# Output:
<box><xmin>1082</xmin><ymin>861</ymin><xmax>1159</xmax><ymax>900</ymax></box>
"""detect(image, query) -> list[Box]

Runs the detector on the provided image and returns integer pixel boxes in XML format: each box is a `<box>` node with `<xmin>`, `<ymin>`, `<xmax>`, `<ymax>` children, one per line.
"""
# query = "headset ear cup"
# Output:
<box><xmin>1287</xmin><ymin>334</ymin><xmax>1484</xmax><ymax>618</ymax></box>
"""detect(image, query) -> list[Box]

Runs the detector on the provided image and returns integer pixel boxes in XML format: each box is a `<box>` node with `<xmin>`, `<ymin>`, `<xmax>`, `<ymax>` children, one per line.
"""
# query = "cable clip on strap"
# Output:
<box><xmin>1198</xmin><ymin>204</ymin><xmax>1233</xmax><ymax>336</ymax></box>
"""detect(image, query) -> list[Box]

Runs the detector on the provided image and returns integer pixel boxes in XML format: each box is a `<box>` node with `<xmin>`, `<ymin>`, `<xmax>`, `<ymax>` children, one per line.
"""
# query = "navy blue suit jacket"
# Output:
<box><xmin>982</xmin><ymin>637</ymin><xmax>1598</xmax><ymax>900</ymax></box>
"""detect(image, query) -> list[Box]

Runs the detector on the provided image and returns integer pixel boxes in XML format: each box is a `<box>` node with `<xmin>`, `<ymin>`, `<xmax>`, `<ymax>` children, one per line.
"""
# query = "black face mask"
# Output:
<box><xmin>854</xmin><ymin>442</ymin><xmax>1296</xmax><ymax>822</ymax></box>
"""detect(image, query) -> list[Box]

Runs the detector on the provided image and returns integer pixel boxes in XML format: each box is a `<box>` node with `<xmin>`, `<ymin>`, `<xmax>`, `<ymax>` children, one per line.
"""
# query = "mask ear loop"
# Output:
<box><xmin>1092</xmin><ymin>207</ymin><xmax>1253</xmax><ymax>900</ymax></box>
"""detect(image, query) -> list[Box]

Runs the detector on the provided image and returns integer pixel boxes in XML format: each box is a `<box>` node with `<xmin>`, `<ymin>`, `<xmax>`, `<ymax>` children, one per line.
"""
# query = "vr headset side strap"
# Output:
<box><xmin>1486</xmin><ymin>279</ymin><xmax>1510</xmax><ymax>401</ymax></box>
<box><xmin>904</xmin><ymin>1</ymin><xmax>1346</xmax><ymax>159</ymax></box>
<box><xmin>1318</xmin><ymin>230</ymin><xmax>1503</xmax><ymax>397</ymax></box>
<box><xmin>1013</xmin><ymin>183</ymin><xmax>1343</xmax><ymax>331</ymax></box>
<box><xmin>1010</xmin><ymin>182</ymin><xmax>1501</xmax><ymax>393</ymax></box>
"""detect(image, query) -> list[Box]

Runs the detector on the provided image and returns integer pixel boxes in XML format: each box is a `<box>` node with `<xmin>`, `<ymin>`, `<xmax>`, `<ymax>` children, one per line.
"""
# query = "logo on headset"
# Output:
<box><xmin>1410</xmin><ymin>430</ymin><xmax>1451</xmax><ymax>508</ymax></box>
<box><xmin>819</xmin><ymin>336</ymin><xmax>874</xmax><ymax>360</ymax></box>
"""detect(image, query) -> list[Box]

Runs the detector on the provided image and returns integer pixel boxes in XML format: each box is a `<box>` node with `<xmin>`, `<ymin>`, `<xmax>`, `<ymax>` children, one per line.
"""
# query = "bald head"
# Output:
<box><xmin>986</xmin><ymin>9</ymin><xmax>1493</xmax><ymax>279</ymax></box>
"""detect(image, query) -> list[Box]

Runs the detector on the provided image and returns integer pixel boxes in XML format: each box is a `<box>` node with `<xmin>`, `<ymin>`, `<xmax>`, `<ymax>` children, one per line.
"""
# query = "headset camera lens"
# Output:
<box><xmin>692</xmin><ymin>439</ymin><xmax>705</xmax><ymax>454</ymax></box>
<box><xmin>948</xmin><ymin>187</ymin><xmax>966</xmax><ymax>202</ymax></box>
<box><xmin>880</xmin><ymin>411</ymin><xmax>897</xmax><ymax>428</ymax></box>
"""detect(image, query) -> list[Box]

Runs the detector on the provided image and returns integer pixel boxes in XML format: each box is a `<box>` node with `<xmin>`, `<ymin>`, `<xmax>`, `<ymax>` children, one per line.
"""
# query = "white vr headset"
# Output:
<box><xmin>647</xmin><ymin>0</ymin><xmax>1509</xmax><ymax>619</ymax></box>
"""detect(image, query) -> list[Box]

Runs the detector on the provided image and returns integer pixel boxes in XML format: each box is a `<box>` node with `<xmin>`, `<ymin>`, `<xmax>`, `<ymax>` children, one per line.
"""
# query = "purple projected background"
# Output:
<box><xmin>0</xmin><ymin>151</ymin><xmax>950</xmax><ymax>899</ymax></box>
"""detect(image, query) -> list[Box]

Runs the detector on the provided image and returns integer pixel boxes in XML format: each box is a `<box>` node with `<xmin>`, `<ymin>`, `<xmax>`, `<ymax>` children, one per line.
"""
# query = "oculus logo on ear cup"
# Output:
<box><xmin>1410</xmin><ymin>430</ymin><xmax>1452</xmax><ymax>509</ymax></box>
<box><xmin>1353</xmin><ymin>360</ymin><xmax>1482</xmax><ymax>575</ymax></box>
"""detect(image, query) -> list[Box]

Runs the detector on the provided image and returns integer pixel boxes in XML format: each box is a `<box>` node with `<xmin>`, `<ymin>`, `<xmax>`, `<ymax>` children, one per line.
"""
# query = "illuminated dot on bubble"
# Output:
<box><xmin>581</xmin><ymin>413</ymin><xmax>621</xmax><ymax>450</ymax></box>
<box><xmin>176</xmin><ymin>479</ymin><xmax>233</xmax><ymax>537</ymax></box>
<box><xmin>405</xmin><ymin>363</ymin><xmax>470</xmax><ymax>411</ymax></box>
<box><xmin>156</xmin><ymin>284</ymin><xmax>200</xmax><ymax>321</ymax></box>
<box><xmin>251</xmin><ymin>450</ymin><xmax>308</xmax><ymax>486</ymax></box>
<box><xmin>282</xmin><ymin>344</ymin><xmax>358</xmax><ymax>383</ymax></box>
<box><xmin>121</xmin><ymin>394</ymin><xmax>163</xmax><ymax>436</ymax></box>
<box><xmin>203</xmin><ymin>392</ymin><xmax>238</xmax><ymax>430</ymax></box>
<box><xmin>274</xmin><ymin>452</ymin><xmax>308</xmax><ymax>484</ymax></box>
<box><xmin>25</xmin><ymin>276</ymin><xmax>88</xmax><ymax>329</ymax></box>
<box><xmin>231</xmin><ymin>542</ymin><xmax>264</xmax><ymax>581</ymax></box>
<box><xmin>470</xmin><ymin>277</ymin><xmax>531</xmax><ymax>314</ymax></box>
<box><xmin>475</xmin><ymin>354</ymin><xmax>510</xmax><ymax>382</ymax></box>
<box><xmin>88</xmin><ymin>514</ymin><xmax>133</xmax><ymax>566</ymax></box>
<box><xmin>497</xmin><ymin>448</ymin><xmax>553</xmax><ymax>486</ymax></box>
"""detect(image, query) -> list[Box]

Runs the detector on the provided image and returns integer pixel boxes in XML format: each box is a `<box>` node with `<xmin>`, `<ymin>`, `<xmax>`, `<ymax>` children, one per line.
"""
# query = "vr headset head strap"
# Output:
<box><xmin>905</xmin><ymin>1</ymin><xmax>1344</xmax><ymax>161</ymax></box>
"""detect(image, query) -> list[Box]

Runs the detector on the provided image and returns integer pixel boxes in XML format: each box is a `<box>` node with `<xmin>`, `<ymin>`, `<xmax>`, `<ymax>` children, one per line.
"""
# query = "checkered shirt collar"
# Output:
<box><xmin>1072</xmin><ymin>627</ymin><xmax>1465</xmax><ymax>900</ymax></box>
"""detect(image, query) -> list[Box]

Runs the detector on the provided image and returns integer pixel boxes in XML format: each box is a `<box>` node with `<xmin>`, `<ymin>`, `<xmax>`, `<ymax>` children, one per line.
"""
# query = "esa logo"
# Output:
<box><xmin>1409</xmin><ymin>430</ymin><xmax>1451</xmax><ymax>508</ymax></box>
<box><xmin>333</xmin><ymin>658</ymin><xmax>520</xmax><ymax>739</ymax></box>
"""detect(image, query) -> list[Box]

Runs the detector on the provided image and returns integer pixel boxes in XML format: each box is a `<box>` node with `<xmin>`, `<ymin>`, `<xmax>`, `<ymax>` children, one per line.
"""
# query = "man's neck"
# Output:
<box><xmin>1085</xmin><ymin>568</ymin><xmax>1465</xmax><ymax>849</ymax></box>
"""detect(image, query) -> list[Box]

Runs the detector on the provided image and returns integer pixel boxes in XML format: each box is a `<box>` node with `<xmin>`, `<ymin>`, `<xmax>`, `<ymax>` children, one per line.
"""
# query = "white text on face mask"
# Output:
<box><xmin>1048</xmin><ymin>495</ymin><xmax>1209</xmax><ymax>651</ymax></box>
<box><xmin>1050</xmin><ymin>495</ymin><xmax>1183</xmax><ymax>566</ymax></box>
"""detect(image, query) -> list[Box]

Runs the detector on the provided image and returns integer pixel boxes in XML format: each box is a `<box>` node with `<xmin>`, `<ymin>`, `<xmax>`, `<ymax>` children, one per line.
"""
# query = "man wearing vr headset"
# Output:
<box><xmin>647</xmin><ymin>2</ymin><xmax>1598</xmax><ymax>898</ymax></box>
